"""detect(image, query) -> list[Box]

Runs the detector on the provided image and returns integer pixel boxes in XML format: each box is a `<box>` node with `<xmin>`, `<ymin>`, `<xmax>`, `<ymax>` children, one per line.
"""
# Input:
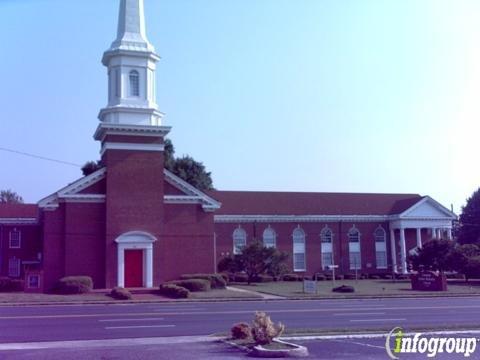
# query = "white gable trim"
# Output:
<box><xmin>38</xmin><ymin>168</ymin><xmax>106</xmax><ymax>209</ymax></box>
<box><xmin>164</xmin><ymin>169</ymin><xmax>221</xmax><ymax>212</ymax></box>
<box><xmin>399</xmin><ymin>196</ymin><xmax>457</xmax><ymax>220</ymax></box>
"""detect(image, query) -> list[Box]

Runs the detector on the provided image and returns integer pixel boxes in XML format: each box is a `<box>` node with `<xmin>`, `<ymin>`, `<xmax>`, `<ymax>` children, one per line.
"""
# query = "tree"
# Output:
<box><xmin>218</xmin><ymin>241</ymin><xmax>289</xmax><ymax>284</ymax></box>
<box><xmin>80</xmin><ymin>139</ymin><xmax>214</xmax><ymax>191</ymax></box>
<box><xmin>81</xmin><ymin>160</ymin><xmax>104</xmax><ymax>176</ymax></box>
<box><xmin>450</xmin><ymin>244</ymin><xmax>480</xmax><ymax>282</ymax></box>
<box><xmin>0</xmin><ymin>190</ymin><xmax>24</xmax><ymax>204</ymax></box>
<box><xmin>409</xmin><ymin>239</ymin><xmax>457</xmax><ymax>272</ymax></box>
<box><xmin>458</xmin><ymin>187</ymin><xmax>480</xmax><ymax>245</ymax></box>
<box><xmin>164</xmin><ymin>139</ymin><xmax>214</xmax><ymax>191</ymax></box>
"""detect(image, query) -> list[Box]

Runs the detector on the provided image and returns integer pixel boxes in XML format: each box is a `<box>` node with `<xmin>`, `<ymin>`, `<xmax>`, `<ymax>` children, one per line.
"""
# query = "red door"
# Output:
<box><xmin>124</xmin><ymin>250</ymin><xmax>143</xmax><ymax>288</ymax></box>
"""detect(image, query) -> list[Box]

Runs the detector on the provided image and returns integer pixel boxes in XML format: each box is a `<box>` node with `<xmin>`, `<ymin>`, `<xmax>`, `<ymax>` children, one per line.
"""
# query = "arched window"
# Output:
<box><xmin>263</xmin><ymin>227</ymin><xmax>276</xmax><ymax>248</ymax></box>
<box><xmin>348</xmin><ymin>226</ymin><xmax>361</xmax><ymax>270</ymax></box>
<box><xmin>293</xmin><ymin>227</ymin><xmax>306</xmax><ymax>271</ymax></box>
<box><xmin>9</xmin><ymin>229</ymin><xmax>21</xmax><ymax>249</ymax></box>
<box><xmin>374</xmin><ymin>226</ymin><xmax>387</xmax><ymax>269</ymax></box>
<box><xmin>233</xmin><ymin>227</ymin><xmax>247</xmax><ymax>255</ymax></box>
<box><xmin>129</xmin><ymin>70</ymin><xmax>140</xmax><ymax>96</ymax></box>
<box><xmin>320</xmin><ymin>226</ymin><xmax>333</xmax><ymax>269</ymax></box>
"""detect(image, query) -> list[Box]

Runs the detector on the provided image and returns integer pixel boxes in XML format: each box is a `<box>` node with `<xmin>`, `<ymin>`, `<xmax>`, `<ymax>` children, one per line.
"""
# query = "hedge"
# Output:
<box><xmin>110</xmin><ymin>287</ymin><xmax>133</xmax><ymax>300</ymax></box>
<box><xmin>52</xmin><ymin>276</ymin><xmax>93</xmax><ymax>294</ymax></box>
<box><xmin>233</xmin><ymin>273</ymin><xmax>248</xmax><ymax>283</ymax></box>
<box><xmin>252</xmin><ymin>274</ymin><xmax>274</xmax><ymax>283</ymax></box>
<box><xmin>180</xmin><ymin>274</ymin><xmax>227</xmax><ymax>289</ymax></box>
<box><xmin>0</xmin><ymin>278</ymin><xmax>24</xmax><ymax>292</ymax></box>
<box><xmin>168</xmin><ymin>279</ymin><xmax>211</xmax><ymax>292</ymax></box>
<box><xmin>332</xmin><ymin>285</ymin><xmax>355</xmax><ymax>293</ymax></box>
<box><xmin>159</xmin><ymin>284</ymin><xmax>190</xmax><ymax>298</ymax></box>
<box><xmin>282</xmin><ymin>274</ymin><xmax>300</xmax><ymax>282</ymax></box>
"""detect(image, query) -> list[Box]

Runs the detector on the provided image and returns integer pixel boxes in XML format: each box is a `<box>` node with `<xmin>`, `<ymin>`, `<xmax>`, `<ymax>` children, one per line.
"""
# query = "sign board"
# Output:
<box><xmin>303</xmin><ymin>280</ymin><xmax>317</xmax><ymax>294</ymax></box>
<box><xmin>411</xmin><ymin>271</ymin><xmax>447</xmax><ymax>291</ymax></box>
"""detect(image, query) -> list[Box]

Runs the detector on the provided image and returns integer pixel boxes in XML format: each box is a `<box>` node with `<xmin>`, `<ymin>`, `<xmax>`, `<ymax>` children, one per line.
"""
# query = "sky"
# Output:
<box><xmin>0</xmin><ymin>0</ymin><xmax>479</xmax><ymax>213</ymax></box>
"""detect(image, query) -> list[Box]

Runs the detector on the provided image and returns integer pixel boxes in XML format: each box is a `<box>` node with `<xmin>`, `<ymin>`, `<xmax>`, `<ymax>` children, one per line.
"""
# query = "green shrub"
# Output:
<box><xmin>252</xmin><ymin>274</ymin><xmax>274</xmax><ymax>283</ymax></box>
<box><xmin>344</xmin><ymin>274</ymin><xmax>356</xmax><ymax>280</ymax></box>
<box><xmin>231</xmin><ymin>322</ymin><xmax>252</xmax><ymax>340</ymax></box>
<box><xmin>332</xmin><ymin>285</ymin><xmax>355</xmax><ymax>293</ymax></box>
<box><xmin>53</xmin><ymin>276</ymin><xmax>93</xmax><ymax>294</ymax></box>
<box><xmin>168</xmin><ymin>279</ymin><xmax>211</xmax><ymax>292</ymax></box>
<box><xmin>159</xmin><ymin>284</ymin><xmax>190</xmax><ymax>298</ymax></box>
<box><xmin>180</xmin><ymin>274</ymin><xmax>227</xmax><ymax>289</ymax></box>
<box><xmin>233</xmin><ymin>273</ymin><xmax>248</xmax><ymax>283</ymax></box>
<box><xmin>369</xmin><ymin>275</ymin><xmax>381</xmax><ymax>280</ymax></box>
<box><xmin>0</xmin><ymin>278</ymin><xmax>24</xmax><ymax>292</ymax></box>
<box><xmin>315</xmin><ymin>274</ymin><xmax>326</xmax><ymax>281</ymax></box>
<box><xmin>282</xmin><ymin>274</ymin><xmax>299</xmax><ymax>282</ymax></box>
<box><xmin>218</xmin><ymin>273</ymin><xmax>229</xmax><ymax>284</ymax></box>
<box><xmin>382</xmin><ymin>274</ymin><xmax>393</xmax><ymax>280</ymax></box>
<box><xmin>110</xmin><ymin>287</ymin><xmax>132</xmax><ymax>300</ymax></box>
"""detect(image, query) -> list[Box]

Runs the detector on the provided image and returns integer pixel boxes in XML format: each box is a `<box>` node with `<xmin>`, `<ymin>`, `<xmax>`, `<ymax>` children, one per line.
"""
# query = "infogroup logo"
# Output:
<box><xmin>385</xmin><ymin>327</ymin><xmax>478</xmax><ymax>359</ymax></box>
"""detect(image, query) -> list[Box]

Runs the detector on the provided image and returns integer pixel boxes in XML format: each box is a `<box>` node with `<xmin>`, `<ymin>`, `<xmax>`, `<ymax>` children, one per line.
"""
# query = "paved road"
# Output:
<box><xmin>0</xmin><ymin>297</ymin><xmax>480</xmax><ymax>343</ymax></box>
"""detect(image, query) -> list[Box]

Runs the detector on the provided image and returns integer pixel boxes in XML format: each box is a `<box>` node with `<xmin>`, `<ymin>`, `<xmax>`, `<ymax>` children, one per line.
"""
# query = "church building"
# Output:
<box><xmin>0</xmin><ymin>0</ymin><xmax>457</xmax><ymax>291</ymax></box>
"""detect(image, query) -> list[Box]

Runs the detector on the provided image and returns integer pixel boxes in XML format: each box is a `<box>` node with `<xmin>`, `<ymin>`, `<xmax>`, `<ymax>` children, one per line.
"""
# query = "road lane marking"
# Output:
<box><xmin>333</xmin><ymin>312</ymin><xmax>386</xmax><ymax>316</ymax></box>
<box><xmin>1</xmin><ymin>304</ymin><xmax>480</xmax><ymax>320</ymax></box>
<box><xmin>350</xmin><ymin>318</ymin><xmax>406</xmax><ymax>322</ymax></box>
<box><xmin>98</xmin><ymin>318</ymin><xmax>165</xmax><ymax>322</ymax></box>
<box><xmin>105</xmin><ymin>325</ymin><xmax>175</xmax><ymax>330</ymax></box>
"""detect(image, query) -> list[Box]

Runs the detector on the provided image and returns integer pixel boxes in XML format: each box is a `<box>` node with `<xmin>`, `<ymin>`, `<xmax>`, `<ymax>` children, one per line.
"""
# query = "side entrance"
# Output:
<box><xmin>124</xmin><ymin>249</ymin><xmax>143</xmax><ymax>288</ymax></box>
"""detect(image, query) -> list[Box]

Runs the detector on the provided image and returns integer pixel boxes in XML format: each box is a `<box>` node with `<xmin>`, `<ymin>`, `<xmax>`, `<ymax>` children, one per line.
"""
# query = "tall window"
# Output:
<box><xmin>8</xmin><ymin>257</ymin><xmax>20</xmax><ymax>277</ymax></box>
<box><xmin>263</xmin><ymin>227</ymin><xmax>276</xmax><ymax>248</ymax></box>
<box><xmin>374</xmin><ymin>226</ymin><xmax>387</xmax><ymax>269</ymax></box>
<box><xmin>129</xmin><ymin>70</ymin><xmax>140</xmax><ymax>96</ymax></box>
<box><xmin>348</xmin><ymin>226</ymin><xmax>361</xmax><ymax>270</ymax></box>
<box><xmin>320</xmin><ymin>226</ymin><xmax>333</xmax><ymax>269</ymax></box>
<box><xmin>293</xmin><ymin>227</ymin><xmax>306</xmax><ymax>271</ymax></box>
<box><xmin>9</xmin><ymin>229</ymin><xmax>21</xmax><ymax>249</ymax></box>
<box><xmin>233</xmin><ymin>227</ymin><xmax>247</xmax><ymax>255</ymax></box>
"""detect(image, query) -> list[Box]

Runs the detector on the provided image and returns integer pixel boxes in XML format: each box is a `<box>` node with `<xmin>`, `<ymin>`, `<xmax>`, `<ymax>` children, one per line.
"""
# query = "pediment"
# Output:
<box><xmin>400</xmin><ymin>197</ymin><xmax>456</xmax><ymax>219</ymax></box>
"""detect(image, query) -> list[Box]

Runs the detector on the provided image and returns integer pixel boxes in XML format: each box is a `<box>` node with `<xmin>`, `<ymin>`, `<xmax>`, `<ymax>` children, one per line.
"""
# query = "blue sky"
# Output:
<box><xmin>0</xmin><ymin>0</ymin><xmax>479</xmax><ymax>213</ymax></box>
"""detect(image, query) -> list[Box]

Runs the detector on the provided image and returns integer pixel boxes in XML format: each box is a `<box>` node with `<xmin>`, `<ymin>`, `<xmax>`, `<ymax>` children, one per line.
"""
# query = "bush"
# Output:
<box><xmin>252</xmin><ymin>274</ymin><xmax>274</xmax><ymax>283</ymax></box>
<box><xmin>282</xmin><ymin>274</ymin><xmax>300</xmax><ymax>282</ymax></box>
<box><xmin>344</xmin><ymin>274</ymin><xmax>356</xmax><ymax>280</ymax></box>
<box><xmin>0</xmin><ymin>278</ymin><xmax>24</xmax><ymax>292</ymax></box>
<box><xmin>218</xmin><ymin>273</ymin><xmax>229</xmax><ymax>284</ymax></box>
<box><xmin>314</xmin><ymin>274</ymin><xmax>326</xmax><ymax>281</ymax></box>
<box><xmin>53</xmin><ymin>276</ymin><xmax>93</xmax><ymax>294</ymax></box>
<box><xmin>332</xmin><ymin>285</ymin><xmax>355</xmax><ymax>293</ymax></box>
<box><xmin>159</xmin><ymin>284</ymin><xmax>190</xmax><ymax>298</ymax></box>
<box><xmin>369</xmin><ymin>275</ymin><xmax>381</xmax><ymax>280</ymax></box>
<box><xmin>168</xmin><ymin>279</ymin><xmax>211</xmax><ymax>292</ymax></box>
<box><xmin>251</xmin><ymin>312</ymin><xmax>285</xmax><ymax>345</ymax></box>
<box><xmin>231</xmin><ymin>322</ymin><xmax>252</xmax><ymax>340</ymax></box>
<box><xmin>180</xmin><ymin>274</ymin><xmax>227</xmax><ymax>289</ymax></box>
<box><xmin>233</xmin><ymin>273</ymin><xmax>249</xmax><ymax>283</ymax></box>
<box><xmin>383</xmin><ymin>274</ymin><xmax>393</xmax><ymax>280</ymax></box>
<box><xmin>110</xmin><ymin>287</ymin><xmax>132</xmax><ymax>300</ymax></box>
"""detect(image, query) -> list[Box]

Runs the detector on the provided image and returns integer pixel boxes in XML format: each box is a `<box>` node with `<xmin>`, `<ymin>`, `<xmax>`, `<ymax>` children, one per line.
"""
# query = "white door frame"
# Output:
<box><xmin>115</xmin><ymin>231</ymin><xmax>157</xmax><ymax>288</ymax></box>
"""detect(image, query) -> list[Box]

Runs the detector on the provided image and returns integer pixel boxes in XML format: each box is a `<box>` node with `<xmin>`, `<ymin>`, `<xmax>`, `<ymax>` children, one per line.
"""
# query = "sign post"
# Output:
<box><xmin>327</xmin><ymin>265</ymin><xmax>339</xmax><ymax>288</ymax></box>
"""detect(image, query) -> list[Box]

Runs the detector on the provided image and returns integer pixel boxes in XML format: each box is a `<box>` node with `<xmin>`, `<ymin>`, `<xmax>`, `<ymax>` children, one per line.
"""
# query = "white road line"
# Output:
<box><xmin>105</xmin><ymin>325</ymin><xmax>176</xmax><ymax>330</ymax></box>
<box><xmin>98</xmin><ymin>318</ymin><xmax>164</xmax><ymax>322</ymax></box>
<box><xmin>333</xmin><ymin>312</ymin><xmax>386</xmax><ymax>316</ymax></box>
<box><xmin>350</xmin><ymin>318</ymin><xmax>406</xmax><ymax>322</ymax></box>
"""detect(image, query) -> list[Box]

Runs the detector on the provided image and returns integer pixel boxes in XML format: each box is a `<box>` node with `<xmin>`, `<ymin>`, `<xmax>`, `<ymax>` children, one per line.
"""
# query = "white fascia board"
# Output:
<box><xmin>0</xmin><ymin>218</ymin><xmax>38</xmax><ymax>225</ymax></box>
<box><xmin>93</xmin><ymin>123</ymin><xmax>171</xmax><ymax>141</ymax></box>
<box><xmin>100</xmin><ymin>142</ymin><xmax>164</xmax><ymax>156</ymax></box>
<box><xmin>164</xmin><ymin>195</ymin><xmax>203</xmax><ymax>204</ymax></box>
<box><xmin>214</xmin><ymin>215</ymin><xmax>390</xmax><ymax>223</ymax></box>
<box><xmin>164</xmin><ymin>170</ymin><xmax>221</xmax><ymax>211</ymax></box>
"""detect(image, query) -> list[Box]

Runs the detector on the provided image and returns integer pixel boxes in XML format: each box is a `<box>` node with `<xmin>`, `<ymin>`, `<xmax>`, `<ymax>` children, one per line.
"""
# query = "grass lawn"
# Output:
<box><xmin>0</xmin><ymin>292</ymin><xmax>111</xmax><ymax>303</ymax></box>
<box><xmin>190</xmin><ymin>288</ymin><xmax>263</xmax><ymax>299</ymax></box>
<box><xmin>233</xmin><ymin>279</ymin><xmax>480</xmax><ymax>298</ymax></box>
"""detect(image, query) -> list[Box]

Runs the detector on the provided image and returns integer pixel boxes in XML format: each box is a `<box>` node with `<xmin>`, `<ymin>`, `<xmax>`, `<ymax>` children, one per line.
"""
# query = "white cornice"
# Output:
<box><xmin>398</xmin><ymin>196</ymin><xmax>457</xmax><ymax>220</ymax></box>
<box><xmin>164</xmin><ymin>195</ymin><xmax>203</xmax><ymax>205</ymax></box>
<box><xmin>214</xmin><ymin>215</ymin><xmax>391</xmax><ymax>223</ymax></box>
<box><xmin>100</xmin><ymin>142</ymin><xmax>164</xmax><ymax>156</ymax></box>
<box><xmin>62</xmin><ymin>195</ymin><xmax>106</xmax><ymax>203</ymax></box>
<box><xmin>93</xmin><ymin>123</ymin><xmax>171</xmax><ymax>141</ymax></box>
<box><xmin>0</xmin><ymin>218</ymin><xmax>38</xmax><ymax>225</ymax></box>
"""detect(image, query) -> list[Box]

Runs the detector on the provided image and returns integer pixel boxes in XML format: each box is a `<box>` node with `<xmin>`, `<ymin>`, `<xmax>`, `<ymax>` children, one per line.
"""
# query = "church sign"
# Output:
<box><xmin>411</xmin><ymin>271</ymin><xmax>447</xmax><ymax>291</ymax></box>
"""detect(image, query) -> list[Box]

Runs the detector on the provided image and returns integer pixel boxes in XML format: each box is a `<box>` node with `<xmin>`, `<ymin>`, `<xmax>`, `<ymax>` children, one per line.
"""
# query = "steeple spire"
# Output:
<box><xmin>109</xmin><ymin>0</ymin><xmax>155</xmax><ymax>53</ymax></box>
<box><xmin>98</xmin><ymin>0</ymin><xmax>164</xmax><ymax>127</ymax></box>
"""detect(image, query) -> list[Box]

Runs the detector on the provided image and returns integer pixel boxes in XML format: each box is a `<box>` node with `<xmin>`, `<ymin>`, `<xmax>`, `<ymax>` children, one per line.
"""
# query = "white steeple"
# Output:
<box><xmin>99</xmin><ymin>0</ymin><xmax>163</xmax><ymax>126</ymax></box>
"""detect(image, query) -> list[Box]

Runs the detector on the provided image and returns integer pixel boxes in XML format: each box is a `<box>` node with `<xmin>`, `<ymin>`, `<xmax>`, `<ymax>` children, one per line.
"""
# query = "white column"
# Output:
<box><xmin>437</xmin><ymin>228</ymin><xmax>442</xmax><ymax>240</ymax></box>
<box><xmin>447</xmin><ymin>228</ymin><xmax>453</xmax><ymax>240</ymax></box>
<box><xmin>431</xmin><ymin>228</ymin><xmax>437</xmax><ymax>239</ymax></box>
<box><xmin>117</xmin><ymin>245</ymin><xmax>125</xmax><ymax>288</ymax></box>
<box><xmin>390</xmin><ymin>228</ymin><xmax>398</xmax><ymax>273</ymax></box>
<box><xmin>145</xmin><ymin>246</ymin><xmax>153</xmax><ymax>288</ymax></box>
<box><xmin>400</xmin><ymin>228</ymin><xmax>407</xmax><ymax>274</ymax></box>
<box><xmin>416</xmin><ymin>228</ymin><xmax>422</xmax><ymax>249</ymax></box>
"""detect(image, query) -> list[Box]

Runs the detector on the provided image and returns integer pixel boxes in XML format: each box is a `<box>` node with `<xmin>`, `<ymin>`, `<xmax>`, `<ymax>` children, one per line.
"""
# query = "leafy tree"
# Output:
<box><xmin>463</xmin><ymin>256</ymin><xmax>480</xmax><ymax>282</ymax></box>
<box><xmin>409</xmin><ymin>239</ymin><xmax>457</xmax><ymax>272</ymax></box>
<box><xmin>81</xmin><ymin>160</ymin><xmax>104</xmax><ymax>176</ymax></box>
<box><xmin>458</xmin><ymin>187</ymin><xmax>480</xmax><ymax>245</ymax></box>
<box><xmin>81</xmin><ymin>139</ymin><xmax>214</xmax><ymax>191</ymax></box>
<box><xmin>0</xmin><ymin>190</ymin><xmax>24</xmax><ymax>204</ymax></box>
<box><xmin>218</xmin><ymin>241</ymin><xmax>289</xmax><ymax>284</ymax></box>
<box><xmin>449</xmin><ymin>244</ymin><xmax>480</xmax><ymax>282</ymax></box>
